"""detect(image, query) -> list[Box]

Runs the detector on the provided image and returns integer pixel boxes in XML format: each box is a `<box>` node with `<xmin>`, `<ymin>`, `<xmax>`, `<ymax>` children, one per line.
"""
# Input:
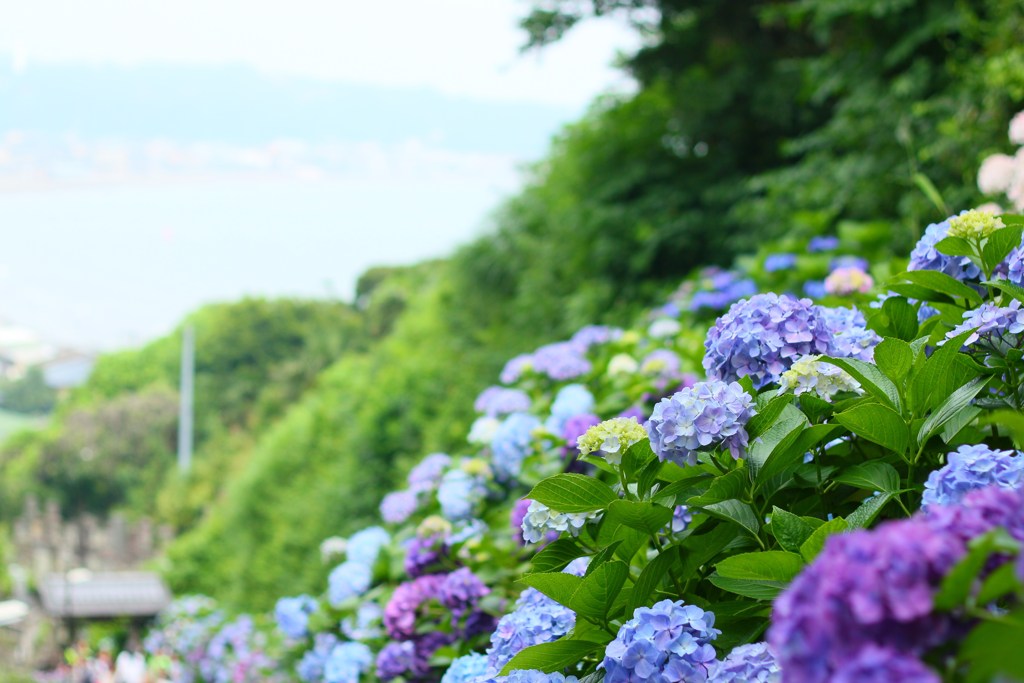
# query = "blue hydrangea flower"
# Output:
<box><xmin>1007</xmin><ymin>243</ymin><xmax>1024</xmax><ymax>286</ymax></box>
<box><xmin>829</xmin><ymin>255</ymin><xmax>869</xmax><ymax>272</ymax></box>
<box><xmin>490</xmin><ymin>672</ymin><xmax>580</xmax><ymax>683</ymax></box>
<box><xmin>341</xmin><ymin>603</ymin><xmax>383</xmax><ymax>641</ymax></box>
<box><xmin>816</xmin><ymin>305</ymin><xmax>881</xmax><ymax>362</ymax></box>
<box><xmin>521</xmin><ymin>500</ymin><xmax>600</xmax><ymax>543</ymax></box>
<box><xmin>689</xmin><ymin>268</ymin><xmax>758</xmax><ymax>312</ymax></box>
<box><xmin>603</xmin><ymin>599</ymin><xmax>720</xmax><ymax>683</ymax></box>
<box><xmin>945</xmin><ymin>300</ymin><xmax>1024</xmax><ymax>346</ymax></box>
<box><xmin>324</xmin><ymin>642</ymin><xmax>373</xmax><ymax>683</ymax></box>
<box><xmin>491</xmin><ymin>413</ymin><xmax>541</xmax><ymax>481</ymax></box>
<box><xmin>408</xmin><ymin>453</ymin><xmax>452</xmax><ymax>493</ymax></box>
<box><xmin>703</xmin><ymin>293</ymin><xmax>833</xmax><ymax>388</ymax></box>
<box><xmin>531</xmin><ymin>341</ymin><xmax>592</xmax><ymax>381</ymax></box>
<box><xmin>672</xmin><ymin>505</ymin><xmax>693</xmax><ymax>534</ymax></box>
<box><xmin>438</xmin><ymin>468</ymin><xmax>488</xmax><ymax>521</ymax></box>
<box><xmin>545</xmin><ymin>384</ymin><xmax>596</xmax><ymax>435</ymax></box>
<box><xmin>922</xmin><ymin>444</ymin><xmax>1024</xmax><ymax>508</ymax></box>
<box><xmin>475</xmin><ymin>386</ymin><xmax>532</xmax><ymax>417</ymax></box>
<box><xmin>327</xmin><ymin>561</ymin><xmax>372</xmax><ymax>606</ymax></box>
<box><xmin>764</xmin><ymin>253</ymin><xmax>797</xmax><ymax>272</ymax></box>
<box><xmin>380</xmin><ymin>490</ymin><xmax>419</xmax><ymax>524</ymax></box>
<box><xmin>709</xmin><ymin>642</ymin><xmax>780</xmax><ymax>683</ymax></box>
<box><xmin>500</xmin><ymin>354</ymin><xmax>534</xmax><ymax>384</ymax></box>
<box><xmin>646</xmin><ymin>381</ymin><xmax>756</xmax><ymax>466</ymax></box>
<box><xmin>274</xmin><ymin>595</ymin><xmax>317</xmax><ymax>639</ymax></box>
<box><xmin>441</xmin><ymin>653</ymin><xmax>491</xmax><ymax>683</ymax></box>
<box><xmin>486</xmin><ymin>587</ymin><xmax>577</xmax><ymax>673</ymax></box>
<box><xmin>808</xmin><ymin>236</ymin><xmax>839</xmax><ymax>253</ymax></box>
<box><xmin>346</xmin><ymin>526</ymin><xmax>390</xmax><ymax>567</ymax></box>
<box><xmin>802</xmin><ymin>280</ymin><xmax>827</xmax><ymax>299</ymax></box>
<box><xmin>908</xmin><ymin>217</ymin><xmax>983</xmax><ymax>282</ymax></box>
<box><xmin>297</xmin><ymin>633</ymin><xmax>339</xmax><ymax>682</ymax></box>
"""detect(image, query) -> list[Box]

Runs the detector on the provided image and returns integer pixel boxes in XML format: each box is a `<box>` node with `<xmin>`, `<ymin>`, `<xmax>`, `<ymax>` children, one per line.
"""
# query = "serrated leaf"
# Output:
<box><xmin>688</xmin><ymin>467</ymin><xmax>748</xmax><ymax>506</ymax></box>
<box><xmin>800</xmin><ymin>517</ymin><xmax>848</xmax><ymax>562</ymax></box>
<box><xmin>834</xmin><ymin>402</ymin><xmax>909</xmax><ymax>455</ymax></box>
<box><xmin>881</xmin><ymin>295</ymin><xmax>920</xmax><ymax>340</ymax></box>
<box><xmin>708</xmin><ymin>574</ymin><xmax>790</xmax><ymax>600</ymax></box>
<box><xmin>746</xmin><ymin>393</ymin><xmax>795</xmax><ymax>440</ymax></box>
<box><xmin>528</xmin><ymin>474</ymin><xmax>617</xmax><ymax>513</ymax></box>
<box><xmin>755</xmin><ymin>423</ymin><xmax>845</xmax><ymax>491</ymax></box>
<box><xmin>985</xmin><ymin>279</ymin><xmax>1024</xmax><ymax>305</ymax></box>
<box><xmin>873</xmin><ymin>338</ymin><xmax>914</xmax><ymax>381</ymax></box>
<box><xmin>821</xmin><ymin>356</ymin><xmax>902</xmax><ymax>412</ymax></box>
<box><xmin>834</xmin><ymin>461</ymin><xmax>901</xmax><ymax>494</ymax></box>
<box><xmin>770</xmin><ymin>506</ymin><xmax>816</xmax><ymax>553</ymax></box>
<box><xmin>746</xmin><ymin>408</ymin><xmax>807</xmax><ymax>478</ymax></box>
<box><xmin>897</xmin><ymin>270</ymin><xmax>983</xmax><ymax>307</ymax></box>
<box><xmin>845</xmin><ymin>493</ymin><xmax>893</xmax><ymax>528</ymax></box>
<box><xmin>621</xmin><ymin>440</ymin><xmax>656</xmax><ymax>484</ymax></box>
<box><xmin>909</xmin><ymin>328</ymin><xmax>978</xmax><ymax>413</ymax></box>
<box><xmin>520</xmin><ymin>572</ymin><xmax>583</xmax><ymax>608</ymax></box>
<box><xmin>917</xmin><ymin>377</ymin><xmax>987</xmax><ymax>445</ymax></box>
<box><xmin>606</xmin><ymin>500</ymin><xmax>673</xmax><ymax>535</ymax></box>
<box><xmin>629</xmin><ymin>547</ymin><xmax>682</xmax><ymax>612</ymax></box>
<box><xmin>571</xmin><ymin>561</ymin><xmax>629</xmax><ymax>620</ymax></box>
<box><xmin>584</xmin><ymin>541</ymin><xmax>622</xmax><ymax>577</ymax></box>
<box><xmin>499</xmin><ymin>639</ymin><xmax>604</xmax><ymax>676</ymax></box>
<box><xmin>702</xmin><ymin>499</ymin><xmax>760</xmax><ymax>539</ymax></box>
<box><xmin>715</xmin><ymin>550</ymin><xmax>804</xmax><ymax>582</ymax></box>
<box><xmin>531</xmin><ymin>539</ymin><xmax>586</xmax><ymax>573</ymax></box>
<box><xmin>941</xmin><ymin>405</ymin><xmax>981</xmax><ymax>443</ymax></box>
<box><xmin>982</xmin><ymin>226</ymin><xmax>1023</xmax><ymax>276</ymax></box>
<box><xmin>934</xmin><ymin>235</ymin><xmax>974</xmax><ymax>258</ymax></box>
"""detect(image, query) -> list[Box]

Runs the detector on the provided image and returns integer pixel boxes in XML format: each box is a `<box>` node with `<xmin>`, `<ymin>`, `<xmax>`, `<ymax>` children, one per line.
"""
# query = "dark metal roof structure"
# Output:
<box><xmin>39</xmin><ymin>571</ymin><xmax>171</xmax><ymax>618</ymax></box>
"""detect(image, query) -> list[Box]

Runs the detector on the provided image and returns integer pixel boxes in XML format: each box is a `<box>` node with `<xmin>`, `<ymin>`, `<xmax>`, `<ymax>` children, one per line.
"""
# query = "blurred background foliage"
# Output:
<box><xmin>0</xmin><ymin>0</ymin><xmax>1021</xmax><ymax>610</ymax></box>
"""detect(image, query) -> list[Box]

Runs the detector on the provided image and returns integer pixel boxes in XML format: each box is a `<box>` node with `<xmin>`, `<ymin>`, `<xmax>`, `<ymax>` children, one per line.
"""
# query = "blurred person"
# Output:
<box><xmin>89</xmin><ymin>649</ymin><xmax>114</xmax><ymax>683</ymax></box>
<box><xmin>113</xmin><ymin>641</ymin><xmax>146</xmax><ymax>683</ymax></box>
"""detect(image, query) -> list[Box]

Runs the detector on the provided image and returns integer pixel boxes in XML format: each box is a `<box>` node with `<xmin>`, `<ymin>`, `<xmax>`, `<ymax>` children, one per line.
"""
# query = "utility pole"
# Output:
<box><xmin>177</xmin><ymin>324</ymin><xmax>195</xmax><ymax>473</ymax></box>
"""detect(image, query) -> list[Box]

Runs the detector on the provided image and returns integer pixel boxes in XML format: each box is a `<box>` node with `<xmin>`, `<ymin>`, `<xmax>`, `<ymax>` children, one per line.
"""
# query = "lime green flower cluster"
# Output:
<box><xmin>947</xmin><ymin>209</ymin><xmax>1005</xmax><ymax>240</ymax></box>
<box><xmin>576</xmin><ymin>417</ymin><xmax>648</xmax><ymax>464</ymax></box>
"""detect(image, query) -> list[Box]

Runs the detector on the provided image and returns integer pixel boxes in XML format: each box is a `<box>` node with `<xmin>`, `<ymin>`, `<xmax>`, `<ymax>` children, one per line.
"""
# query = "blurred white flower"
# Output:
<box><xmin>978</xmin><ymin>153</ymin><xmax>1016</xmax><ymax>194</ymax></box>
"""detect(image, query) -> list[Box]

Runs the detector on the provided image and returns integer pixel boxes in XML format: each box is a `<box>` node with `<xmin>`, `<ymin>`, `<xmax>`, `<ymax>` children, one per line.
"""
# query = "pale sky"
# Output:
<box><xmin>1</xmin><ymin>0</ymin><xmax>640</xmax><ymax>107</ymax></box>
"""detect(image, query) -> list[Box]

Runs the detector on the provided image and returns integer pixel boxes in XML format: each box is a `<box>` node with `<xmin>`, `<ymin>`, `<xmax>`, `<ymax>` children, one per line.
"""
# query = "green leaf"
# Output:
<box><xmin>834</xmin><ymin>462</ymin><xmax>900</xmax><ymax>494</ymax></box>
<box><xmin>678</xmin><ymin>523</ymin><xmax>741</xmax><ymax>579</ymax></box>
<box><xmin>756</xmin><ymin>423</ymin><xmax>845</xmax><ymax>490</ymax></box>
<box><xmin>629</xmin><ymin>546</ymin><xmax>682</xmax><ymax>612</ymax></box>
<box><xmin>976</xmin><ymin>562</ymin><xmax>1022</xmax><ymax>605</ymax></box>
<box><xmin>746</xmin><ymin>408</ymin><xmax>807</xmax><ymax>478</ymax></box>
<box><xmin>800</xmin><ymin>517</ymin><xmax>849</xmax><ymax>562</ymax></box>
<box><xmin>716</xmin><ymin>550</ymin><xmax>805</xmax><ymax>582</ymax></box>
<box><xmin>621</xmin><ymin>440</ymin><xmax>656</xmax><ymax>484</ymax></box>
<box><xmin>961</xmin><ymin>611</ymin><xmax>1024</xmax><ymax>683</ymax></box>
<box><xmin>770</xmin><ymin>506</ymin><xmax>816</xmax><ymax>554</ymax></box>
<box><xmin>528</xmin><ymin>474</ymin><xmax>617</xmax><ymax>513</ymax></box>
<box><xmin>708</xmin><ymin>575</ymin><xmax>790</xmax><ymax>601</ymax></box>
<box><xmin>571</xmin><ymin>561</ymin><xmax>630</xmax><ymax>620</ymax></box>
<box><xmin>845</xmin><ymin>493</ymin><xmax>892</xmax><ymax>529</ymax></box>
<box><xmin>820</xmin><ymin>356</ymin><xmax>902</xmax><ymax>412</ymax></box>
<box><xmin>702</xmin><ymin>499</ymin><xmax>760</xmax><ymax>539</ymax></box>
<box><xmin>933</xmin><ymin>235</ymin><xmax>974</xmax><ymax>258</ymax></box>
<box><xmin>917</xmin><ymin>377</ymin><xmax>987</xmax><ymax>445</ymax></box>
<box><xmin>873</xmin><ymin>338</ymin><xmax>914</xmax><ymax>381</ymax></box>
<box><xmin>982</xmin><ymin>226</ymin><xmax>1023</xmax><ymax>276</ymax></box>
<box><xmin>595</xmin><ymin>512</ymin><xmax>647</xmax><ymax>563</ymax></box>
<box><xmin>531</xmin><ymin>539</ymin><xmax>586</xmax><ymax>573</ymax></box>
<box><xmin>882</xmin><ymin>296</ymin><xmax>920</xmax><ymax>341</ymax></box>
<box><xmin>606</xmin><ymin>500</ymin><xmax>673</xmax><ymax>535</ymax></box>
<box><xmin>746</xmin><ymin>393</ymin><xmax>794</xmax><ymax>440</ymax></box>
<box><xmin>833</xmin><ymin>402</ymin><xmax>909</xmax><ymax>455</ymax></box>
<box><xmin>688</xmin><ymin>467</ymin><xmax>748</xmax><ymax>506</ymax></box>
<box><xmin>913</xmin><ymin>172</ymin><xmax>949</xmax><ymax>216</ymax></box>
<box><xmin>941</xmin><ymin>405</ymin><xmax>982</xmax><ymax>443</ymax></box>
<box><xmin>985</xmin><ymin>279</ymin><xmax>1024</xmax><ymax>305</ymax></box>
<box><xmin>584</xmin><ymin>541</ymin><xmax>622</xmax><ymax>576</ymax></box>
<box><xmin>935</xmin><ymin>529</ymin><xmax>1019</xmax><ymax>610</ymax></box>
<box><xmin>897</xmin><ymin>270</ymin><xmax>984</xmax><ymax>307</ymax></box>
<box><xmin>499</xmin><ymin>639</ymin><xmax>604</xmax><ymax>676</ymax></box>
<box><xmin>909</xmin><ymin>328</ymin><xmax>978</xmax><ymax>413</ymax></box>
<box><xmin>519</xmin><ymin>572</ymin><xmax>582</xmax><ymax>608</ymax></box>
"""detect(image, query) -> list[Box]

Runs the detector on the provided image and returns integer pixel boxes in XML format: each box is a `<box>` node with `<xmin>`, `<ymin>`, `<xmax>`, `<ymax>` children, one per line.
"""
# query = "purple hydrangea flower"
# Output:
<box><xmin>408</xmin><ymin>453</ymin><xmax>452</xmax><ymax>493</ymax></box>
<box><xmin>602</xmin><ymin>599</ymin><xmax>720</xmax><ymax>683</ymax></box>
<box><xmin>475</xmin><ymin>386</ymin><xmax>532</xmax><ymax>417</ymax></box>
<box><xmin>324</xmin><ymin>642</ymin><xmax>373</xmax><ymax>683</ymax></box>
<box><xmin>375</xmin><ymin>641</ymin><xmax>418</xmax><ymax>681</ymax></box>
<box><xmin>709</xmin><ymin>642</ymin><xmax>780</xmax><ymax>683</ymax></box>
<box><xmin>404</xmin><ymin>534</ymin><xmax>445</xmax><ymax>578</ymax></box>
<box><xmin>439</xmin><ymin>568</ymin><xmax>490</xmax><ymax>620</ymax></box>
<box><xmin>491</xmin><ymin>413</ymin><xmax>541</xmax><ymax>481</ymax></box>
<box><xmin>562</xmin><ymin>413</ymin><xmax>602</xmax><ymax>456</ymax></box>
<box><xmin>945</xmin><ymin>300</ymin><xmax>1024</xmax><ymax>346</ymax></box>
<box><xmin>672</xmin><ymin>505</ymin><xmax>693</xmax><ymax>534</ymax></box>
<box><xmin>703</xmin><ymin>293</ymin><xmax>833</xmax><ymax>388</ymax></box>
<box><xmin>829</xmin><ymin>255</ymin><xmax>869</xmax><ymax>272</ymax></box>
<box><xmin>765</xmin><ymin>253</ymin><xmax>797</xmax><ymax>272</ymax></box>
<box><xmin>571</xmin><ymin>324</ymin><xmax>623</xmax><ymax>350</ymax></box>
<box><xmin>689</xmin><ymin>268</ymin><xmax>759</xmax><ymax>312</ymax></box>
<box><xmin>510</xmin><ymin>498</ymin><xmax>532</xmax><ymax>545</ymax></box>
<box><xmin>808</xmin><ymin>236</ymin><xmax>839</xmax><ymax>253</ymax></box>
<box><xmin>380</xmin><ymin>490</ymin><xmax>419</xmax><ymax>524</ymax></box>
<box><xmin>274</xmin><ymin>595</ymin><xmax>318</xmax><ymax>640</ymax></box>
<box><xmin>802</xmin><ymin>280</ymin><xmax>827</xmax><ymax>299</ymax></box>
<box><xmin>383</xmin><ymin>575</ymin><xmax>446</xmax><ymax>640</ymax></box>
<box><xmin>328</xmin><ymin>562</ymin><xmax>372</xmax><ymax>606</ymax></box>
<box><xmin>500</xmin><ymin>354</ymin><xmax>534</xmax><ymax>384</ymax></box>
<box><xmin>441</xmin><ymin>653</ymin><xmax>490</xmax><ymax>683</ymax></box>
<box><xmin>1007</xmin><ymin>243</ymin><xmax>1024</xmax><ymax>286</ymax></box>
<box><xmin>646</xmin><ymin>380</ymin><xmax>756</xmax><ymax>466</ymax></box>
<box><xmin>830</xmin><ymin>645</ymin><xmax>939</xmax><ymax>683</ymax></box>
<box><xmin>922</xmin><ymin>444</ymin><xmax>1024</xmax><ymax>508</ymax></box>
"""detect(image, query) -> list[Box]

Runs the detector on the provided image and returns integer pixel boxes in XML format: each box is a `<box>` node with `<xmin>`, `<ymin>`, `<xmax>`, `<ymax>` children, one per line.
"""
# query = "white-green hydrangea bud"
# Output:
<box><xmin>577</xmin><ymin>417</ymin><xmax>648</xmax><ymax>464</ymax></box>
<box><xmin>778</xmin><ymin>354</ymin><xmax>862</xmax><ymax>401</ymax></box>
<box><xmin>521</xmin><ymin>500</ymin><xmax>601</xmax><ymax>543</ymax></box>
<box><xmin>417</xmin><ymin>515</ymin><xmax>452</xmax><ymax>538</ymax></box>
<box><xmin>607</xmin><ymin>353</ymin><xmax>639</xmax><ymax>376</ymax></box>
<box><xmin>947</xmin><ymin>209</ymin><xmax>1005</xmax><ymax>240</ymax></box>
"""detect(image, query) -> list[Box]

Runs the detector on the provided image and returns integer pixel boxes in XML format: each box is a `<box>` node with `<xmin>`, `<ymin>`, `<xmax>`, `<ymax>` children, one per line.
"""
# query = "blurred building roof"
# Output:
<box><xmin>39</xmin><ymin>572</ymin><xmax>171</xmax><ymax>618</ymax></box>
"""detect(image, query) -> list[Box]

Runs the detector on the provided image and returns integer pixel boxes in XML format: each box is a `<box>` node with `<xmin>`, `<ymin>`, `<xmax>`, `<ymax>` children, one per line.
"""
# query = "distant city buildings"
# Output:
<box><xmin>0</xmin><ymin>319</ymin><xmax>93</xmax><ymax>388</ymax></box>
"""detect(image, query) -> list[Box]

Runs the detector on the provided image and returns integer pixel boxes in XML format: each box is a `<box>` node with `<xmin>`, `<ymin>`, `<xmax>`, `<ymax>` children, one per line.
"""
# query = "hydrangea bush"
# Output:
<box><xmin>147</xmin><ymin>188</ymin><xmax>1024</xmax><ymax>682</ymax></box>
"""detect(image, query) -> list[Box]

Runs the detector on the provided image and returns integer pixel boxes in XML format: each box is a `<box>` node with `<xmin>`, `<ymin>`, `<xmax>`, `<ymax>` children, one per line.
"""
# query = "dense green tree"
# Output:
<box><xmin>0</xmin><ymin>367</ymin><xmax>57</xmax><ymax>414</ymax></box>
